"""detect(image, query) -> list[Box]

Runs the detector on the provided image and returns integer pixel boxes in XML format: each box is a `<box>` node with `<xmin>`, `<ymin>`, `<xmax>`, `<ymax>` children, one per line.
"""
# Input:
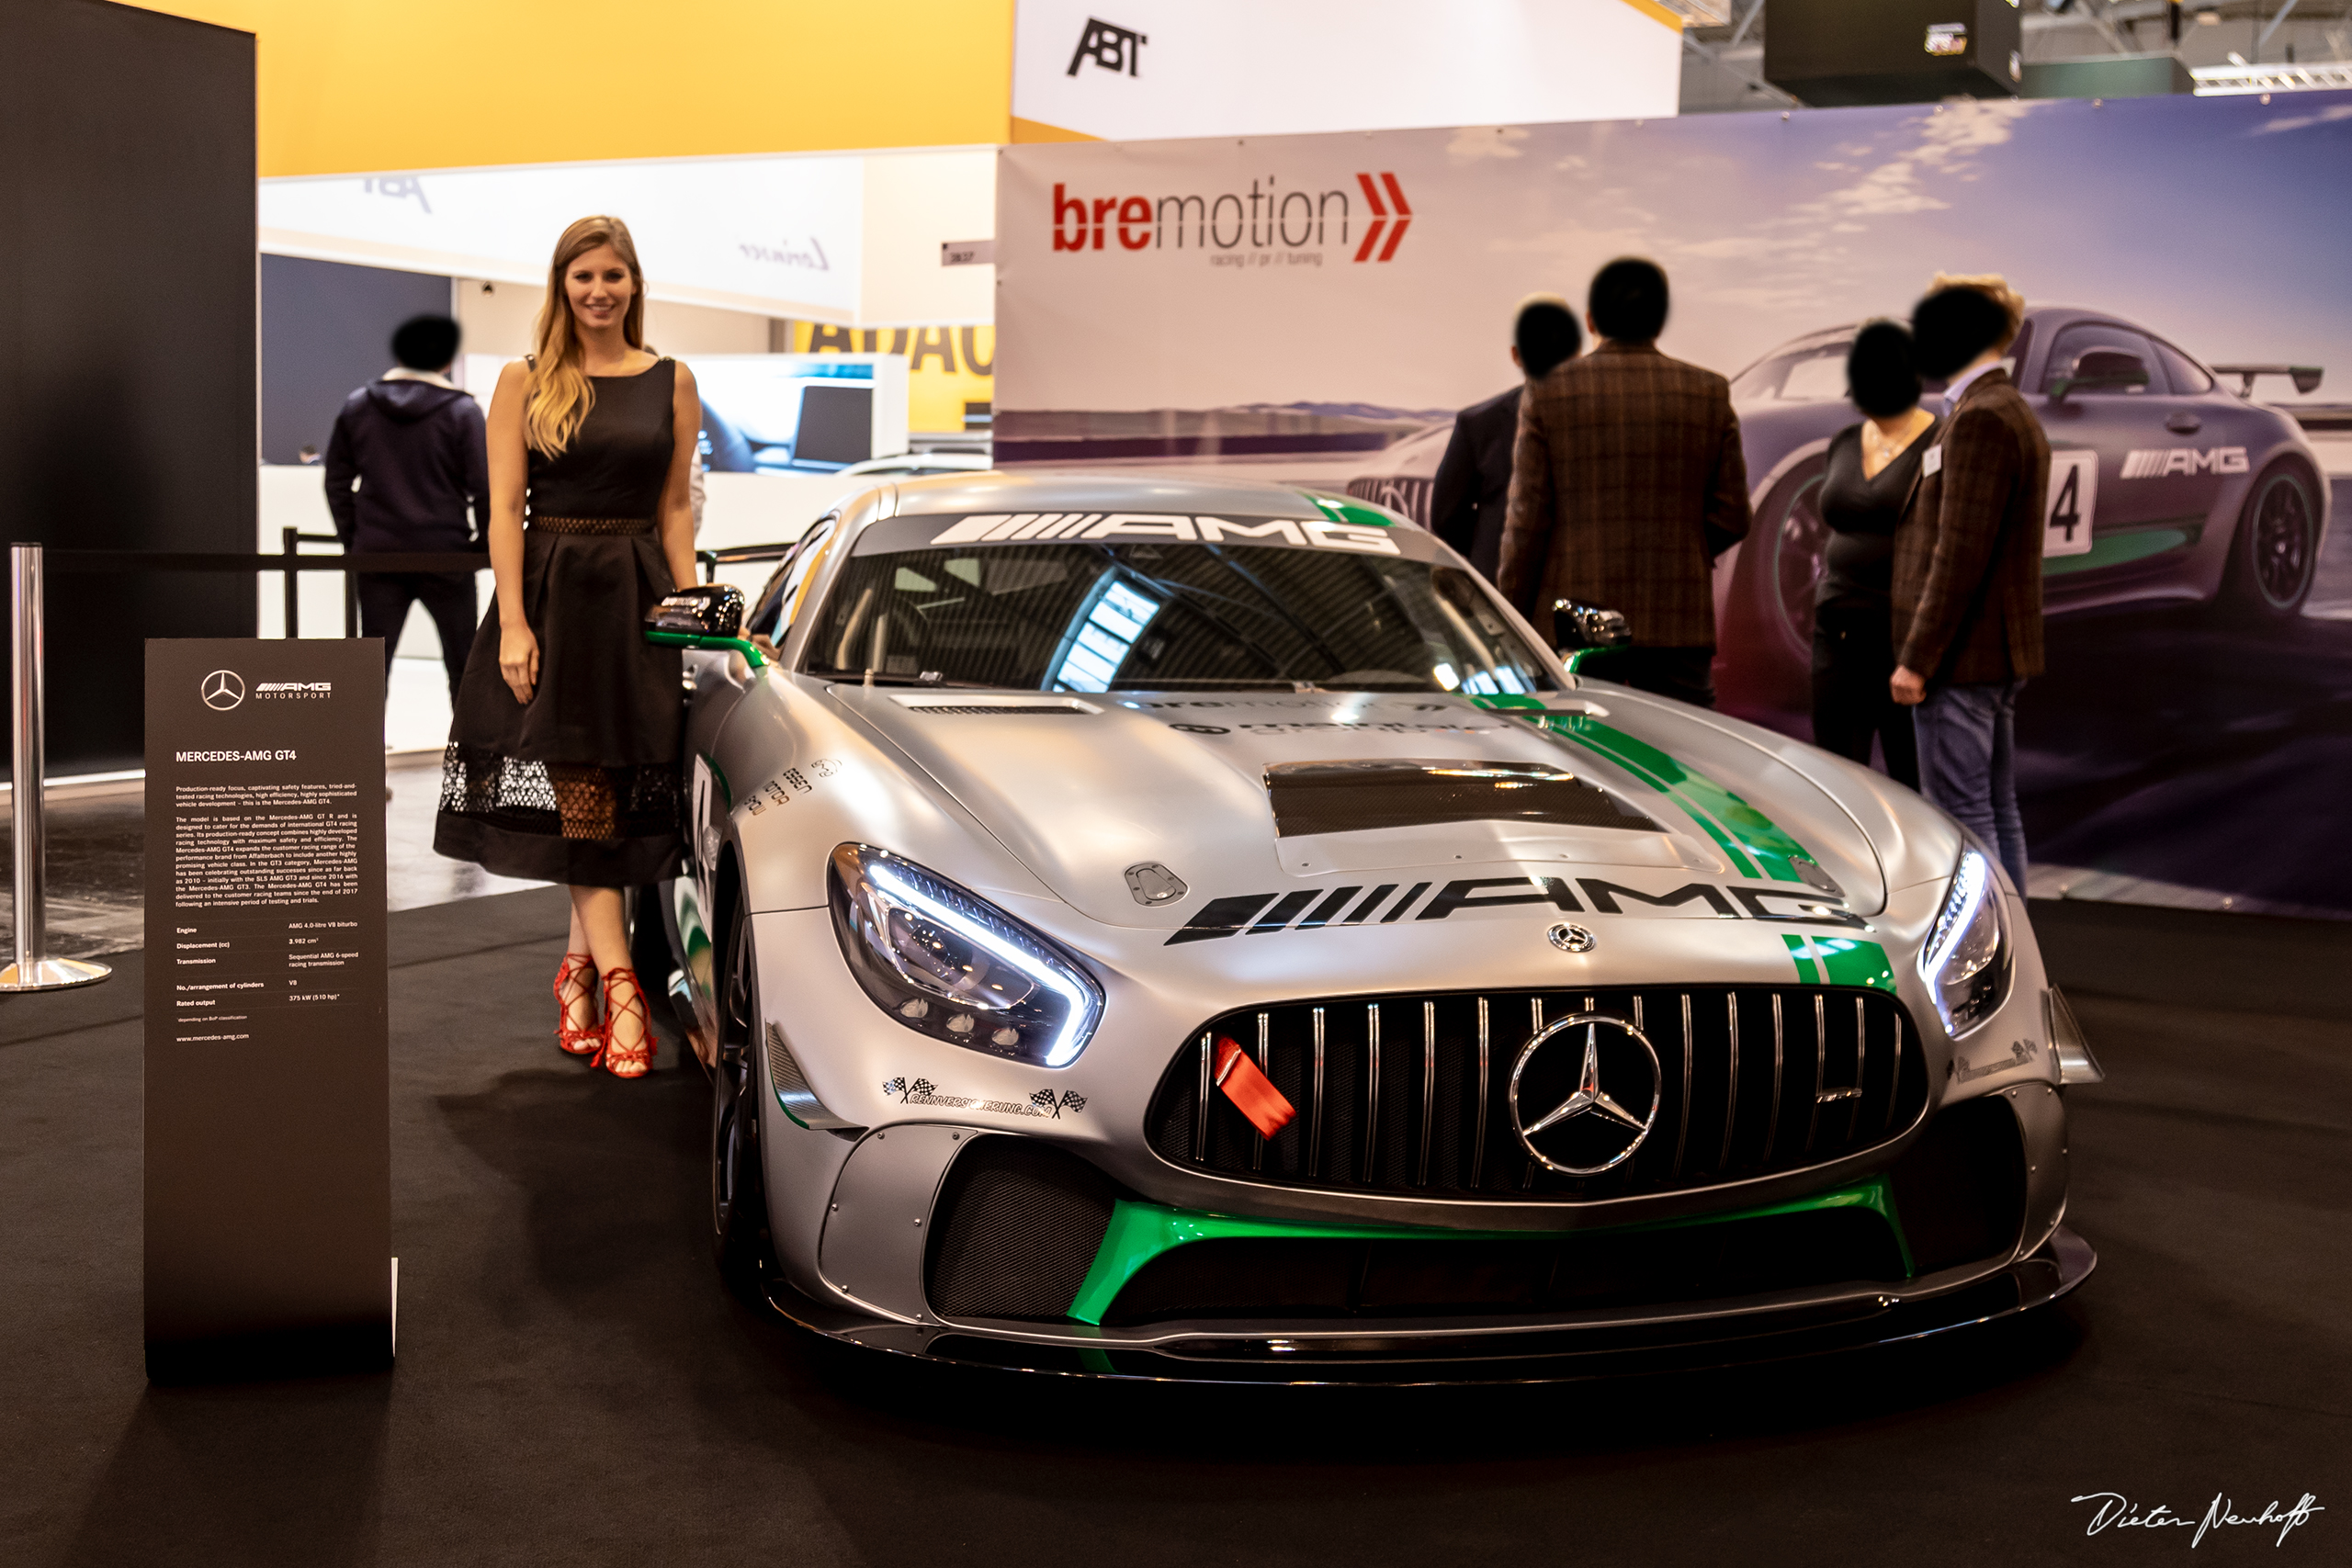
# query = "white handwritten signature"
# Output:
<box><xmin>2073</xmin><ymin>1492</ymin><xmax>2324</xmax><ymax>1547</ymax></box>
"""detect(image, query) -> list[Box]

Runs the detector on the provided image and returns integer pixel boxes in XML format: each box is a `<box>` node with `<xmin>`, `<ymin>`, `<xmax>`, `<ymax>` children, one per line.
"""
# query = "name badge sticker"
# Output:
<box><xmin>1923</xmin><ymin>446</ymin><xmax>1943</xmax><ymax>478</ymax></box>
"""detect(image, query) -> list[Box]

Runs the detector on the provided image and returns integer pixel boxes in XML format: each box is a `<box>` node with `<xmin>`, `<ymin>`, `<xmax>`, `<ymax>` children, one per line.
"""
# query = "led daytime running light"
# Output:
<box><xmin>1921</xmin><ymin>849</ymin><xmax>1991</xmax><ymax>983</ymax></box>
<box><xmin>865</xmin><ymin>862</ymin><xmax>1096</xmax><ymax>1067</ymax></box>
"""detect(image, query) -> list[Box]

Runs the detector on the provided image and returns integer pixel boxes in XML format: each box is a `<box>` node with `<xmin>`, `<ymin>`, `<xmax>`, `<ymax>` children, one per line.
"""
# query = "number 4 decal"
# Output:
<box><xmin>2044</xmin><ymin>451</ymin><xmax>2097</xmax><ymax>558</ymax></box>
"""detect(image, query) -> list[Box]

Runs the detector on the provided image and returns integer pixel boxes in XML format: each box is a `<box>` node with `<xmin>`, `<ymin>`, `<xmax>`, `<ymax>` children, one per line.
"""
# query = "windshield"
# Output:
<box><xmin>1729</xmin><ymin>339</ymin><xmax>1851</xmax><ymax>404</ymax></box>
<box><xmin>801</xmin><ymin>537</ymin><xmax>1559</xmax><ymax>697</ymax></box>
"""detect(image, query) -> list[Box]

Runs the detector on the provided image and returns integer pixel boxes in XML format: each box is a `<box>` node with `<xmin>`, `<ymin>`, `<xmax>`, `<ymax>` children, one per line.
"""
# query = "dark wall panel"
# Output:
<box><xmin>262</xmin><ymin>255</ymin><xmax>452</xmax><ymax>466</ymax></box>
<box><xmin>0</xmin><ymin>0</ymin><xmax>256</xmax><ymax>776</ymax></box>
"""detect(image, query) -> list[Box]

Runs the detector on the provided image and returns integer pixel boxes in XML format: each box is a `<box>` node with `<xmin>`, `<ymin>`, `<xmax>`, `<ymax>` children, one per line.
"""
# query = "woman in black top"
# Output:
<box><xmin>1811</xmin><ymin>321</ymin><xmax>1934</xmax><ymax>789</ymax></box>
<box><xmin>435</xmin><ymin>215</ymin><xmax>702</xmax><ymax>1078</ymax></box>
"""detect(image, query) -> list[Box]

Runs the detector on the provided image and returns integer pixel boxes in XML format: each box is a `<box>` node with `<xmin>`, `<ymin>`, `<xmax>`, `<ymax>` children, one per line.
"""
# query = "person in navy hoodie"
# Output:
<box><xmin>323</xmin><ymin>313</ymin><xmax>491</xmax><ymax>701</ymax></box>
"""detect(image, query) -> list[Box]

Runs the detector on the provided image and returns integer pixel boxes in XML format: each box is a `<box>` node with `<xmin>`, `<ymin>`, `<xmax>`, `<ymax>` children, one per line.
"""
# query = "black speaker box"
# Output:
<box><xmin>1765</xmin><ymin>0</ymin><xmax>2024</xmax><ymax>106</ymax></box>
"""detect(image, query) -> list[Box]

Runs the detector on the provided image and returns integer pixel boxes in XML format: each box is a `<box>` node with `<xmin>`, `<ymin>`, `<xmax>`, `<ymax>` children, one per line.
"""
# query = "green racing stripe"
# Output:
<box><xmin>1471</xmin><ymin>694</ymin><xmax>1815</xmax><ymax>882</ymax></box>
<box><xmin>1470</xmin><ymin>694</ymin><xmax>1893</xmax><ymax>988</ymax></box>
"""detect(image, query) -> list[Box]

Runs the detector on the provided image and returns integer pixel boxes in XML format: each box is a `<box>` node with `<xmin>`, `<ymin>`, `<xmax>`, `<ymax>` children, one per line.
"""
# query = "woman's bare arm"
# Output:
<box><xmin>486</xmin><ymin>359</ymin><xmax>537</xmax><ymax>703</ymax></box>
<box><xmin>659</xmin><ymin>361</ymin><xmax>702</xmax><ymax>594</ymax></box>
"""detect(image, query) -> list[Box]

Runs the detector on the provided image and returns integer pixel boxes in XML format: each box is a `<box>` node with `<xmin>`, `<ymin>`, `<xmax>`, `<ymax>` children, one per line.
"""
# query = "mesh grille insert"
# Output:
<box><xmin>923</xmin><ymin>1137</ymin><xmax>1120</xmax><ymax>1321</ymax></box>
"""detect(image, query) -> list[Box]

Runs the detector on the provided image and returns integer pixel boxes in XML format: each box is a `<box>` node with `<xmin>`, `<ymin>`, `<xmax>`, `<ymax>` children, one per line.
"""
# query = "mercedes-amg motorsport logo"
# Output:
<box><xmin>199</xmin><ymin>670</ymin><xmax>244</xmax><ymax>710</ymax></box>
<box><xmin>1510</xmin><ymin>1014</ymin><xmax>1663</xmax><ymax>1175</ymax></box>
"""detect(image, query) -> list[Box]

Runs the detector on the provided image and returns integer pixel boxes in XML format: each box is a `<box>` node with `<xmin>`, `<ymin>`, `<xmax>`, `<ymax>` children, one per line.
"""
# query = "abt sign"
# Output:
<box><xmin>1050</xmin><ymin>173</ymin><xmax>1413</xmax><ymax>262</ymax></box>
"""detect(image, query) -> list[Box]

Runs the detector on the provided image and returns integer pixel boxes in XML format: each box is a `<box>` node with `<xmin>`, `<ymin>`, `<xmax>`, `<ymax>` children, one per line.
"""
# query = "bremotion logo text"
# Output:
<box><xmin>1051</xmin><ymin>173</ymin><xmax>1412</xmax><ymax>262</ymax></box>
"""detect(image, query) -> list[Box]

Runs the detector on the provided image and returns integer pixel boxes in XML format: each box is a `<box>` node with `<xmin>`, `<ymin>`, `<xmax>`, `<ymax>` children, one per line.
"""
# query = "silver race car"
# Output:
<box><xmin>647</xmin><ymin>472</ymin><xmax>2100</xmax><ymax>1382</ymax></box>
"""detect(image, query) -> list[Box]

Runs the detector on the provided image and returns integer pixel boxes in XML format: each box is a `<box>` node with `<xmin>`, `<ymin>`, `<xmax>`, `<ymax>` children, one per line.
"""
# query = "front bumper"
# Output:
<box><xmin>757</xmin><ymin>1226</ymin><xmax>2094</xmax><ymax>1384</ymax></box>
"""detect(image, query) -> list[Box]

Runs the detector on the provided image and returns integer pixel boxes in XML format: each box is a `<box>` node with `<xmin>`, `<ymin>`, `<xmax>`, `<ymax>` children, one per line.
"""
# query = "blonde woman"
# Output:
<box><xmin>435</xmin><ymin>216</ymin><xmax>699</xmax><ymax>1078</ymax></box>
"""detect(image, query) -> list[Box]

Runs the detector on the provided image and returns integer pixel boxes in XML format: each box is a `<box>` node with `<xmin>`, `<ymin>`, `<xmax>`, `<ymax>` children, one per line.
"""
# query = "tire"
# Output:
<box><xmin>2222</xmin><ymin>460</ymin><xmax>2322</xmax><ymax>619</ymax></box>
<box><xmin>1721</xmin><ymin>453</ymin><xmax>1828</xmax><ymax>716</ymax></box>
<box><xmin>710</xmin><ymin>893</ymin><xmax>771</xmax><ymax>1288</ymax></box>
<box><xmin>626</xmin><ymin>884</ymin><xmax>677</xmax><ymax>1012</ymax></box>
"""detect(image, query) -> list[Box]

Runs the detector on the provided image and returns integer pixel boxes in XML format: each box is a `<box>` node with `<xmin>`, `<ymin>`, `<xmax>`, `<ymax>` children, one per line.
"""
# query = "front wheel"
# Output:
<box><xmin>2222</xmin><ymin>460</ymin><xmax>2322</xmax><ymax>619</ymax></box>
<box><xmin>710</xmin><ymin>896</ymin><xmax>769</xmax><ymax>1288</ymax></box>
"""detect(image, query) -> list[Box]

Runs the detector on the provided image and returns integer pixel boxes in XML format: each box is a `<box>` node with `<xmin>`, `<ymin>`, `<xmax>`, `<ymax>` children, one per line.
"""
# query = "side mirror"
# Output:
<box><xmin>650</xmin><ymin>583</ymin><xmax>744</xmax><ymax>637</ymax></box>
<box><xmin>1553</xmin><ymin>599</ymin><xmax>1629</xmax><ymax>672</ymax></box>
<box><xmin>646</xmin><ymin>584</ymin><xmax>764</xmax><ymax>666</ymax></box>
<box><xmin>1554</xmin><ymin>599</ymin><xmax>1630</xmax><ymax>650</ymax></box>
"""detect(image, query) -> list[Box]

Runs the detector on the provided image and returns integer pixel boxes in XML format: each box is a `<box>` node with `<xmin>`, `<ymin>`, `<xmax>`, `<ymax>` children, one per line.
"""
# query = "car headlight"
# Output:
<box><xmin>827</xmin><ymin>843</ymin><xmax>1104</xmax><ymax>1068</ymax></box>
<box><xmin>1917</xmin><ymin>847</ymin><xmax>2012</xmax><ymax>1038</ymax></box>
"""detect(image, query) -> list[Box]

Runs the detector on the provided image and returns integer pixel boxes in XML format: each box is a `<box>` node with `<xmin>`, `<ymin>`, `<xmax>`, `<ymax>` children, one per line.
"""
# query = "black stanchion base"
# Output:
<box><xmin>145</xmin><ymin>1322</ymin><xmax>393</xmax><ymax>1386</ymax></box>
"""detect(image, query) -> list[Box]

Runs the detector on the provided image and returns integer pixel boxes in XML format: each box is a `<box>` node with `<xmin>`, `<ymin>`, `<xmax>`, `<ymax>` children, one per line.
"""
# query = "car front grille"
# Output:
<box><xmin>1145</xmin><ymin>987</ymin><xmax>1928</xmax><ymax>1203</ymax></box>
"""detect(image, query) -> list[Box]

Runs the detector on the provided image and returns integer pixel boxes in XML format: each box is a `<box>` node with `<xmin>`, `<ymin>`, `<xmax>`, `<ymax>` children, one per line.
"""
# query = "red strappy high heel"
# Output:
<box><xmin>596</xmin><ymin>966</ymin><xmax>657</xmax><ymax>1079</ymax></box>
<box><xmin>555</xmin><ymin>952</ymin><xmax>601</xmax><ymax>1055</ymax></box>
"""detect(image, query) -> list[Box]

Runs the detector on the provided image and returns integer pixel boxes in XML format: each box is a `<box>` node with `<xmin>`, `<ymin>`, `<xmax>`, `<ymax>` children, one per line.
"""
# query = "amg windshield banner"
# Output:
<box><xmin>997</xmin><ymin>91</ymin><xmax>2352</xmax><ymax>919</ymax></box>
<box><xmin>144</xmin><ymin>638</ymin><xmax>391</xmax><ymax>1382</ymax></box>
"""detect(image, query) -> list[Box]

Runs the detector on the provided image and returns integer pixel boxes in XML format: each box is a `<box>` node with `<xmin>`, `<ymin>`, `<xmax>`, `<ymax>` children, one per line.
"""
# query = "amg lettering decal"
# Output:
<box><xmin>1165</xmin><ymin>878</ymin><xmax>1860</xmax><ymax>942</ymax></box>
<box><xmin>1576</xmin><ymin>880</ymin><xmax>1739</xmax><ymax>918</ymax></box>
<box><xmin>2120</xmin><ymin>446</ymin><xmax>2249</xmax><ymax>479</ymax></box>
<box><xmin>929</xmin><ymin>514</ymin><xmax>1383</xmax><ymax>551</ymax></box>
<box><xmin>1415</xmin><ymin>877</ymin><xmax>1582</xmax><ymax>920</ymax></box>
<box><xmin>1730</xmin><ymin>886</ymin><xmax>1870</xmax><ymax>929</ymax></box>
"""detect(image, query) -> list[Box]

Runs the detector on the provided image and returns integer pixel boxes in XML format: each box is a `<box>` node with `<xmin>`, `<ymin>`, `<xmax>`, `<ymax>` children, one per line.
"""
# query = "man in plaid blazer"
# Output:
<box><xmin>1891</xmin><ymin>275</ymin><xmax>2049</xmax><ymax>887</ymax></box>
<box><xmin>1498</xmin><ymin>258</ymin><xmax>1750</xmax><ymax>707</ymax></box>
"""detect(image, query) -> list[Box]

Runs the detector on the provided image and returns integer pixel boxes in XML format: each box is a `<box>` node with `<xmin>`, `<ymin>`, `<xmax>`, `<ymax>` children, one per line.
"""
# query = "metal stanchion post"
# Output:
<box><xmin>2</xmin><ymin>545</ymin><xmax>110</xmax><ymax>990</ymax></box>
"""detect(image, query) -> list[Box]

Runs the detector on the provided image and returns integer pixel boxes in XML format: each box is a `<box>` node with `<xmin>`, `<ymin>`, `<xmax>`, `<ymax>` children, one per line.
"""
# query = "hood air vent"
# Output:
<box><xmin>1263</xmin><ymin>760</ymin><xmax>1657</xmax><ymax>839</ymax></box>
<box><xmin>891</xmin><ymin>694</ymin><xmax>1099</xmax><ymax>716</ymax></box>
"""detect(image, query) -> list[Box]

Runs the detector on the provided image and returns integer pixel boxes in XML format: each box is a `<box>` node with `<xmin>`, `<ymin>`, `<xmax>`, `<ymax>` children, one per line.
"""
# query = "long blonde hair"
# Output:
<box><xmin>525</xmin><ymin>215</ymin><xmax>648</xmax><ymax>456</ymax></box>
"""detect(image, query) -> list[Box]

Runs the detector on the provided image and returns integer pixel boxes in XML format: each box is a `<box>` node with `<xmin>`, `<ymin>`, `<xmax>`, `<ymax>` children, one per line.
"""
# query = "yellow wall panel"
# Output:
<box><xmin>130</xmin><ymin>1</ymin><xmax>1013</xmax><ymax>176</ymax></box>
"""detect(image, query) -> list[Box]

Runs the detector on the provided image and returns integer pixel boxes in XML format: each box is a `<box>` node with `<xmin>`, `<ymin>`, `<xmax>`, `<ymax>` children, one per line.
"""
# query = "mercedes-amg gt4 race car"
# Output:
<box><xmin>648</xmin><ymin>472</ymin><xmax>2101</xmax><ymax>1382</ymax></box>
<box><xmin>1720</xmin><ymin>306</ymin><xmax>2330</xmax><ymax>710</ymax></box>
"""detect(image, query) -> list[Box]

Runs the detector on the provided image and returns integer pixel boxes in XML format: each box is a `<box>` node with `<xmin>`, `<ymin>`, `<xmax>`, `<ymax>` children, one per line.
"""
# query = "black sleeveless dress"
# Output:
<box><xmin>435</xmin><ymin>359</ymin><xmax>685</xmax><ymax>886</ymax></box>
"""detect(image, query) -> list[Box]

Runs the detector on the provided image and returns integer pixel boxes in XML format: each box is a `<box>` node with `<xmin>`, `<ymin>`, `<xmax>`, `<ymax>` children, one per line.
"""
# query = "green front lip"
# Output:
<box><xmin>1066</xmin><ymin>1172</ymin><xmax>1913</xmax><ymax>1325</ymax></box>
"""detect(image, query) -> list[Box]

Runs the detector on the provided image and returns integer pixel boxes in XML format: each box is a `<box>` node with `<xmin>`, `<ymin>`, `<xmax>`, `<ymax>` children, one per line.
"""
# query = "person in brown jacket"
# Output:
<box><xmin>1498</xmin><ymin>257</ymin><xmax>1749</xmax><ymax>706</ymax></box>
<box><xmin>1890</xmin><ymin>275</ymin><xmax>2049</xmax><ymax>887</ymax></box>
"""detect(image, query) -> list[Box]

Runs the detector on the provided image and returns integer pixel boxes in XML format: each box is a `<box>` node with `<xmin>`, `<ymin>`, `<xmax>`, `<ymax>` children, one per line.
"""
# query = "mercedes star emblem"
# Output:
<box><xmin>1509</xmin><ymin>1013</ymin><xmax>1663</xmax><ymax>1175</ymax></box>
<box><xmin>199</xmin><ymin>670</ymin><xmax>245</xmax><ymax>710</ymax></box>
<box><xmin>1547</xmin><ymin>921</ymin><xmax>1597</xmax><ymax>953</ymax></box>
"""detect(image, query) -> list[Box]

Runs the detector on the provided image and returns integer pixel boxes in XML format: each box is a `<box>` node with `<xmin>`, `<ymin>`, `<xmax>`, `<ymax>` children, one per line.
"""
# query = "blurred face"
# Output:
<box><xmin>564</xmin><ymin>243</ymin><xmax>635</xmax><ymax>334</ymax></box>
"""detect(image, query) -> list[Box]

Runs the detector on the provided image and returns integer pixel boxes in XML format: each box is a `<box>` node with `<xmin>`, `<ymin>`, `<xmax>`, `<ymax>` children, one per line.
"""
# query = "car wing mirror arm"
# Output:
<box><xmin>1553</xmin><ymin>599</ymin><xmax>1630</xmax><ymax>674</ymax></box>
<box><xmin>646</xmin><ymin>583</ymin><xmax>766</xmax><ymax>667</ymax></box>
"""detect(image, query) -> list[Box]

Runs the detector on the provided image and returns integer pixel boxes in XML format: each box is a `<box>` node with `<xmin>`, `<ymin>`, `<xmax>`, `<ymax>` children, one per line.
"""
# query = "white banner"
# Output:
<box><xmin>1012</xmin><ymin>0</ymin><xmax>1681</xmax><ymax>141</ymax></box>
<box><xmin>261</xmin><ymin>149</ymin><xmax>998</xmax><ymax>325</ymax></box>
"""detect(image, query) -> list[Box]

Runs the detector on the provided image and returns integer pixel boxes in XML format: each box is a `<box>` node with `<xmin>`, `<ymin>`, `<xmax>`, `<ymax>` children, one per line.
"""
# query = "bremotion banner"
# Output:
<box><xmin>997</xmin><ymin>92</ymin><xmax>2352</xmax><ymax>918</ymax></box>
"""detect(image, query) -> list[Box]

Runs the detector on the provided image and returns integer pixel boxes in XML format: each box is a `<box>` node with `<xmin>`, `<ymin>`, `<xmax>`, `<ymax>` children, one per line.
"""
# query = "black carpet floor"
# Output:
<box><xmin>2</xmin><ymin>889</ymin><xmax>2346</xmax><ymax>1566</ymax></box>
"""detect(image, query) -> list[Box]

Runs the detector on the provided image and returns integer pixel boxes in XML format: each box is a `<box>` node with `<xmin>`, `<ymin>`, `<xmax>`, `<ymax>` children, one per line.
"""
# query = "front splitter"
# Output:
<box><xmin>758</xmin><ymin>1226</ymin><xmax>2094</xmax><ymax>1386</ymax></box>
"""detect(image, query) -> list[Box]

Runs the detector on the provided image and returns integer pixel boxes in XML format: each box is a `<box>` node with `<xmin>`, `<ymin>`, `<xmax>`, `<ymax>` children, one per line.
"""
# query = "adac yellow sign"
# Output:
<box><xmin>792</xmin><ymin>322</ymin><xmax>994</xmax><ymax>437</ymax></box>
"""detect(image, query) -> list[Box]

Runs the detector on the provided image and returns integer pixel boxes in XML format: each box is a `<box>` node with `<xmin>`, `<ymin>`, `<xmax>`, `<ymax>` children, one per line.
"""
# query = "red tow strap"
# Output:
<box><xmin>1213</xmin><ymin>1035</ymin><xmax>1297</xmax><ymax>1139</ymax></box>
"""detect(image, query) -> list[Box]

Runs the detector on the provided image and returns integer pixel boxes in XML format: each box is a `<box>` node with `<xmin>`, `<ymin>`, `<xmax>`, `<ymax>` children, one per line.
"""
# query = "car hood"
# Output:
<box><xmin>825</xmin><ymin>685</ymin><xmax>1888</xmax><ymax>929</ymax></box>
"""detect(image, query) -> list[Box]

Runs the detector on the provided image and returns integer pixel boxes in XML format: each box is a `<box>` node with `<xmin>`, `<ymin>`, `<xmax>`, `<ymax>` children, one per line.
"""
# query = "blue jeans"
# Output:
<box><xmin>1912</xmin><ymin>680</ymin><xmax>2029</xmax><ymax>888</ymax></box>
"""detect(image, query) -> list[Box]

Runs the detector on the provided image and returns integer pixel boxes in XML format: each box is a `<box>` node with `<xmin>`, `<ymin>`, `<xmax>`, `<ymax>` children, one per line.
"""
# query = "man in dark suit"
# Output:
<box><xmin>324</xmin><ymin>315</ymin><xmax>489</xmax><ymax>703</ymax></box>
<box><xmin>1891</xmin><ymin>275</ymin><xmax>2048</xmax><ymax>888</ymax></box>
<box><xmin>1431</xmin><ymin>296</ymin><xmax>1579</xmax><ymax>581</ymax></box>
<box><xmin>1498</xmin><ymin>259</ymin><xmax>1749</xmax><ymax>706</ymax></box>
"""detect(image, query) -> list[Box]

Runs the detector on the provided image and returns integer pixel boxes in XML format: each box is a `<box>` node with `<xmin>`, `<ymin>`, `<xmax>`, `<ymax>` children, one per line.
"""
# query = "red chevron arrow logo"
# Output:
<box><xmin>1352</xmin><ymin>172</ymin><xmax>1412</xmax><ymax>263</ymax></box>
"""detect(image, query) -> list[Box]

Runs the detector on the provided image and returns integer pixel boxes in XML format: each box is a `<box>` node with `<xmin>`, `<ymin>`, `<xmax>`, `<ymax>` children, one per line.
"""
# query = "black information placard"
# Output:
<box><xmin>143</xmin><ymin>639</ymin><xmax>390</xmax><ymax>1382</ymax></box>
